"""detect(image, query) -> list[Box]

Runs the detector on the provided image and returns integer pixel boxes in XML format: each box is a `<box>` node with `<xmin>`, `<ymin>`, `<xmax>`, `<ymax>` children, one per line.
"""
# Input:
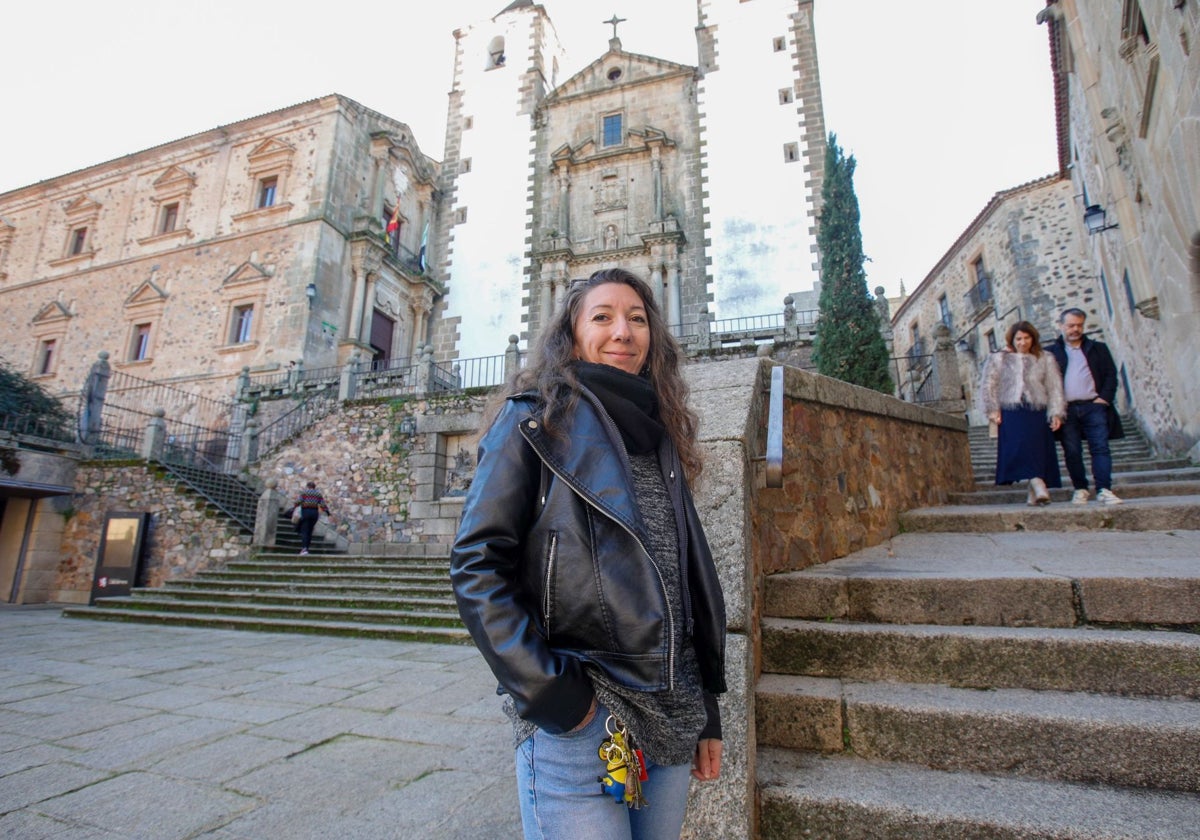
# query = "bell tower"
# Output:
<box><xmin>429</xmin><ymin>1</ymin><xmax>566</xmax><ymax>361</ymax></box>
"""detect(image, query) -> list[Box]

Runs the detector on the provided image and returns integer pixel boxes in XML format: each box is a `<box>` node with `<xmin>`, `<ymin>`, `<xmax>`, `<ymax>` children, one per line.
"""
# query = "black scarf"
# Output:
<box><xmin>572</xmin><ymin>362</ymin><xmax>665</xmax><ymax>455</ymax></box>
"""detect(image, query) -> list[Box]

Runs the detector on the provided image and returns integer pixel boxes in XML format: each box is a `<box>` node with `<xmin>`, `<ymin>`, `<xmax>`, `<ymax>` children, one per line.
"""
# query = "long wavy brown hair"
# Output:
<box><xmin>481</xmin><ymin>268</ymin><xmax>704</xmax><ymax>483</ymax></box>
<box><xmin>1005</xmin><ymin>320</ymin><xmax>1044</xmax><ymax>358</ymax></box>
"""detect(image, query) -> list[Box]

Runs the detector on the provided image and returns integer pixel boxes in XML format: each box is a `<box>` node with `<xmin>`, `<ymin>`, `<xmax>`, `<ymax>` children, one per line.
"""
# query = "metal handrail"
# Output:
<box><xmin>255</xmin><ymin>385</ymin><xmax>339</xmax><ymax>458</ymax></box>
<box><xmin>766</xmin><ymin>366</ymin><xmax>783</xmax><ymax>488</ymax></box>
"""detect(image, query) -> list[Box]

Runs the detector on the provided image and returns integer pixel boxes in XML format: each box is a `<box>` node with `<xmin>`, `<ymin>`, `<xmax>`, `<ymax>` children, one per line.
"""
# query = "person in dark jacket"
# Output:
<box><xmin>1046</xmin><ymin>308</ymin><xmax>1124</xmax><ymax>505</ymax></box>
<box><xmin>450</xmin><ymin>268</ymin><xmax>727</xmax><ymax>839</ymax></box>
<box><xmin>286</xmin><ymin>481</ymin><xmax>332</xmax><ymax>555</ymax></box>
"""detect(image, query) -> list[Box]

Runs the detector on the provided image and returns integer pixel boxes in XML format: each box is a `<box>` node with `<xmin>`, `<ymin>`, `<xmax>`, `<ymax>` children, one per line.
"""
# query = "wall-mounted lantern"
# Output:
<box><xmin>1083</xmin><ymin>204</ymin><xmax>1119</xmax><ymax>235</ymax></box>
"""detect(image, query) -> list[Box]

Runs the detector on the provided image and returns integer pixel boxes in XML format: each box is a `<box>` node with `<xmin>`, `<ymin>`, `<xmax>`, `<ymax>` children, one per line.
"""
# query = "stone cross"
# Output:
<box><xmin>604</xmin><ymin>14</ymin><xmax>627</xmax><ymax>40</ymax></box>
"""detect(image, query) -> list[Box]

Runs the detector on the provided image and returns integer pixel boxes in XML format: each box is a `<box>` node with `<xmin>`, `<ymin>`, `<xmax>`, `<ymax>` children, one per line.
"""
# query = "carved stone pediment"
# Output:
<box><xmin>153</xmin><ymin>165</ymin><xmax>196</xmax><ymax>193</ymax></box>
<box><xmin>545</xmin><ymin>47</ymin><xmax>694</xmax><ymax>103</ymax></box>
<box><xmin>125</xmin><ymin>279</ymin><xmax>169</xmax><ymax>309</ymax></box>
<box><xmin>222</xmin><ymin>261</ymin><xmax>272</xmax><ymax>288</ymax></box>
<box><xmin>32</xmin><ymin>300</ymin><xmax>74</xmax><ymax>325</ymax></box>
<box><xmin>247</xmin><ymin>138</ymin><xmax>295</xmax><ymax>174</ymax></box>
<box><xmin>63</xmin><ymin>195</ymin><xmax>101</xmax><ymax>223</ymax></box>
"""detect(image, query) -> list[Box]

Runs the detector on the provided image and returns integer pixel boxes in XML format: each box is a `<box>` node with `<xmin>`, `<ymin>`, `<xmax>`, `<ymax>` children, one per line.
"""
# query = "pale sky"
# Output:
<box><xmin>1</xmin><ymin>1</ymin><xmax>1057</xmax><ymax>300</ymax></box>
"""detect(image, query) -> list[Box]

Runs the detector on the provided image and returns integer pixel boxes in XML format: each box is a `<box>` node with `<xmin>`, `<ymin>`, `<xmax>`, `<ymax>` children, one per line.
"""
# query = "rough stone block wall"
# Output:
<box><xmin>55</xmin><ymin>462</ymin><xmax>251</xmax><ymax>603</ymax></box>
<box><xmin>255</xmin><ymin>393</ymin><xmax>488</xmax><ymax>548</ymax></box>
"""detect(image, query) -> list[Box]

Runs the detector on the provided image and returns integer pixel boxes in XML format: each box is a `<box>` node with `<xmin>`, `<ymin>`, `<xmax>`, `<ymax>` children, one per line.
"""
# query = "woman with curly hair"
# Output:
<box><xmin>451</xmin><ymin>268</ymin><xmax>727</xmax><ymax>839</ymax></box>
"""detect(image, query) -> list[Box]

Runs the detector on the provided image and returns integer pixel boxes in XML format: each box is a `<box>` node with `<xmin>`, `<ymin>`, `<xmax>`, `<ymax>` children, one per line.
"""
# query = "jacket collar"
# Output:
<box><xmin>512</xmin><ymin>387</ymin><xmax>647</xmax><ymax>537</ymax></box>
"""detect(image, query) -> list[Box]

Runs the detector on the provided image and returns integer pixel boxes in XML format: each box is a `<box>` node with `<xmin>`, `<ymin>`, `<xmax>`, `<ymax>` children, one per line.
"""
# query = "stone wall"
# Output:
<box><xmin>678</xmin><ymin>357</ymin><xmax>971</xmax><ymax>840</ymax></box>
<box><xmin>53</xmin><ymin>461</ymin><xmax>251</xmax><ymax>604</ymax></box>
<box><xmin>254</xmin><ymin>393</ymin><xmax>488</xmax><ymax>548</ymax></box>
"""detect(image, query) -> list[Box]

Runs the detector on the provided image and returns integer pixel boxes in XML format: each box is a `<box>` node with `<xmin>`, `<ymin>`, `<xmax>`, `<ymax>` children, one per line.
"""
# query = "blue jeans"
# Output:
<box><xmin>1059</xmin><ymin>402</ymin><xmax>1112</xmax><ymax>492</ymax></box>
<box><xmin>515</xmin><ymin>703</ymin><xmax>693</xmax><ymax>840</ymax></box>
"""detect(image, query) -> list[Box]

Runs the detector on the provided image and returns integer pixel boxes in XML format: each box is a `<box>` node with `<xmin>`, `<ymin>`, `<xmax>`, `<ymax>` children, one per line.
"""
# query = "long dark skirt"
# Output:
<box><xmin>995</xmin><ymin>404</ymin><xmax>1062</xmax><ymax>486</ymax></box>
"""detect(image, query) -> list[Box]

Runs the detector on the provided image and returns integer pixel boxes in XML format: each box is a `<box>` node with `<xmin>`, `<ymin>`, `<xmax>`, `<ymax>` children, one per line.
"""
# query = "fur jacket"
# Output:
<box><xmin>978</xmin><ymin>350</ymin><xmax>1066</xmax><ymax>420</ymax></box>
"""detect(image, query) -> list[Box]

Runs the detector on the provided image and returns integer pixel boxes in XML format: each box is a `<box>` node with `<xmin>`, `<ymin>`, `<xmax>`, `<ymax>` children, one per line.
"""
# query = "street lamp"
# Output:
<box><xmin>1083</xmin><ymin>204</ymin><xmax>1118</xmax><ymax>235</ymax></box>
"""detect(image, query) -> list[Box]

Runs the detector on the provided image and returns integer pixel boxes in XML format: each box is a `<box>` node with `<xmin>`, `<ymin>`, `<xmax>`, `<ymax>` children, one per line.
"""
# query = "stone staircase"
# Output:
<box><xmin>63</xmin><ymin>545</ymin><xmax>467</xmax><ymax>643</ymax></box>
<box><xmin>755</xmin><ymin>437</ymin><xmax>1200</xmax><ymax>837</ymax></box>
<box><xmin>63</xmin><ymin>515</ymin><xmax>469</xmax><ymax>644</ymax></box>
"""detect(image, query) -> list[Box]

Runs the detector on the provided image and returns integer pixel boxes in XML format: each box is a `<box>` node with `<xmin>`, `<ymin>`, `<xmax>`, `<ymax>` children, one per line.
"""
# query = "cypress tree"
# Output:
<box><xmin>812</xmin><ymin>134</ymin><xmax>893</xmax><ymax>393</ymax></box>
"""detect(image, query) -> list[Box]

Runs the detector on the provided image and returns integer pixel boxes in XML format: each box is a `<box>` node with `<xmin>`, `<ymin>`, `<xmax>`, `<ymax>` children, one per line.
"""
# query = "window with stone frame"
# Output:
<box><xmin>158</xmin><ymin>202</ymin><xmax>179</xmax><ymax>235</ymax></box>
<box><xmin>130</xmin><ymin>323</ymin><xmax>153</xmax><ymax>362</ymax></box>
<box><xmin>257</xmin><ymin>176</ymin><xmax>278</xmax><ymax>209</ymax></box>
<box><xmin>486</xmin><ymin>35</ymin><xmax>506</xmax><ymax>70</ymax></box>
<box><xmin>986</xmin><ymin>329</ymin><xmax>998</xmax><ymax>352</ymax></box>
<box><xmin>68</xmin><ymin>227</ymin><xmax>88</xmax><ymax>256</ymax></box>
<box><xmin>938</xmin><ymin>294</ymin><xmax>952</xmax><ymax>328</ymax></box>
<box><xmin>230</xmin><ymin>303</ymin><xmax>255</xmax><ymax>344</ymax></box>
<box><xmin>35</xmin><ymin>338</ymin><xmax>57</xmax><ymax>376</ymax></box>
<box><xmin>602</xmin><ymin>113</ymin><xmax>623</xmax><ymax>148</ymax></box>
<box><xmin>779</xmin><ymin>88</ymin><xmax>794</xmax><ymax>105</ymax></box>
<box><xmin>783</xmin><ymin>142</ymin><xmax>800</xmax><ymax>163</ymax></box>
<box><xmin>773</xmin><ymin>36</ymin><xmax>786</xmax><ymax>52</ymax></box>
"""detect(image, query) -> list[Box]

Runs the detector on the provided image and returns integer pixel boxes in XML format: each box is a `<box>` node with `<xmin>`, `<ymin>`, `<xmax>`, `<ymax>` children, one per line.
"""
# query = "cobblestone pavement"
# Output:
<box><xmin>0</xmin><ymin>606</ymin><xmax>521</xmax><ymax>839</ymax></box>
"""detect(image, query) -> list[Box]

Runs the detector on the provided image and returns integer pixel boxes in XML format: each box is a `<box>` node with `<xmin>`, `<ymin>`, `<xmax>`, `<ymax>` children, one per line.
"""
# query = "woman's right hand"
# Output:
<box><xmin>569</xmin><ymin>697</ymin><xmax>597</xmax><ymax>733</ymax></box>
<box><xmin>989</xmin><ymin>412</ymin><xmax>1001</xmax><ymax>425</ymax></box>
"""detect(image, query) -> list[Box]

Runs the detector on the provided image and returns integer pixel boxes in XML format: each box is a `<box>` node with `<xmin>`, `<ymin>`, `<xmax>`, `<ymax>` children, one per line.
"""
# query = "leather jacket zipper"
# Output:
<box><xmin>543</xmin><ymin>532</ymin><xmax>558</xmax><ymax>637</ymax></box>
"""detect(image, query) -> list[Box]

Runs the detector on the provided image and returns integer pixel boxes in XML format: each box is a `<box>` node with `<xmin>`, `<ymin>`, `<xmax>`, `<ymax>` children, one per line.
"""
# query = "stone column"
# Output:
<box><xmin>933</xmin><ymin>323</ymin><xmax>964</xmax><ymax>406</ymax></box>
<box><xmin>666</xmin><ymin>258</ymin><xmax>682</xmax><ymax>330</ymax></box>
<box><xmin>78</xmin><ymin>351</ymin><xmax>111</xmax><ymax>448</ymax></box>
<box><xmin>540</xmin><ymin>270</ymin><xmax>555</xmax><ymax>335</ymax></box>
<box><xmin>649</xmin><ymin>263</ymin><xmax>664</xmax><ymax>310</ymax></box>
<box><xmin>558</xmin><ymin>171</ymin><xmax>571</xmax><ymax>238</ymax></box>
<box><xmin>239</xmin><ymin>417</ymin><xmax>260</xmax><ymax>469</ymax></box>
<box><xmin>339</xmin><ymin>351</ymin><xmax>361</xmax><ymax>401</ymax></box>
<box><xmin>253</xmin><ymin>478</ymin><xmax>284</xmax><ymax>548</ymax></box>
<box><xmin>651</xmin><ymin>146</ymin><xmax>663</xmax><ymax>220</ymax></box>
<box><xmin>505</xmin><ymin>334</ymin><xmax>522</xmax><ymax>379</ymax></box>
<box><xmin>347</xmin><ymin>265</ymin><xmax>366</xmax><ymax>339</ymax></box>
<box><xmin>141</xmin><ymin>408</ymin><xmax>166</xmax><ymax>461</ymax></box>
<box><xmin>358</xmin><ymin>273</ymin><xmax>378</xmax><ymax>344</ymax></box>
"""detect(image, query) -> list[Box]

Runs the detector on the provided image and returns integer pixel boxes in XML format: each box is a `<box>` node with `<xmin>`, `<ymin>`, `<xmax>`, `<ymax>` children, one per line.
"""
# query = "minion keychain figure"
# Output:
<box><xmin>598</xmin><ymin>715</ymin><xmax>648</xmax><ymax>808</ymax></box>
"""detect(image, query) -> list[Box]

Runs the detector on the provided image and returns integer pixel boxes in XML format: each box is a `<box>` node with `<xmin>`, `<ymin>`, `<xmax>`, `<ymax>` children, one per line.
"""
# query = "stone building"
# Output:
<box><xmin>0</xmin><ymin>94</ymin><xmax>440</xmax><ymax>403</ymax></box>
<box><xmin>436</xmin><ymin>0</ymin><xmax>827</xmax><ymax>353</ymax></box>
<box><xmin>889</xmin><ymin>176</ymin><xmax>1099</xmax><ymax>424</ymax></box>
<box><xmin>1038</xmin><ymin>0</ymin><xmax>1199</xmax><ymax>455</ymax></box>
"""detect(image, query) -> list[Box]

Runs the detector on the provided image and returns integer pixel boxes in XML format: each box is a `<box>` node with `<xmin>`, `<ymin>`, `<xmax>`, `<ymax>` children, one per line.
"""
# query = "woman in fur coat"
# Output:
<box><xmin>979</xmin><ymin>321</ymin><xmax>1067</xmax><ymax>505</ymax></box>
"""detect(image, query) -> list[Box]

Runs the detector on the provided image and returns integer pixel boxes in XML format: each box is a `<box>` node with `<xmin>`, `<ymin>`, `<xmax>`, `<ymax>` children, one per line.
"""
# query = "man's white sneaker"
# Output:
<box><xmin>1071</xmin><ymin>489</ymin><xmax>1090</xmax><ymax>504</ymax></box>
<box><xmin>1097</xmin><ymin>489</ymin><xmax>1124</xmax><ymax>505</ymax></box>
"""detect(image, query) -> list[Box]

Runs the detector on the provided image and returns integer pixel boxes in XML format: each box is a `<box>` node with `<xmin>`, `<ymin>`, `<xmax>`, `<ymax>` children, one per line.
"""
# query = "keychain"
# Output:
<box><xmin>598</xmin><ymin>715</ymin><xmax>648</xmax><ymax>809</ymax></box>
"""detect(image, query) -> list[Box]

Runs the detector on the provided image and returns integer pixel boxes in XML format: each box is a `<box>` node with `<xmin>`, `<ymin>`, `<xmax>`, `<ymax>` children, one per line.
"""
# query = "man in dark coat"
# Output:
<box><xmin>1046</xmin><ymin>308</ymin><xmax>1124</xmax><ymax>505</ymax></box>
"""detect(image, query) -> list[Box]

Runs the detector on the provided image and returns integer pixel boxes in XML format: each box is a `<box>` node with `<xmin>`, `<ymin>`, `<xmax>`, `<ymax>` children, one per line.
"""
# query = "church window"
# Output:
<box><xmin>130</xmin><ymin>323</ymin><xmax>152</xmax><ymax>362</ymax></box>
<box><xmin>779</xmin><ymin>88</ymin><xmax>793</xmax><ymax>105</ymax></box>
<box><xmin>461</xmin><ymin>158</ymin><xmax>472</xmax><ymax>173</ymax></box>
<box><xmin>607</xmin><ymin>67</ymin><xmax>622</xmax><ymax>82</ymax></box>
<box><xmin>231</xmin><ymin>304</ymin><xmax>255</xmax><ymax>344</ymax></box>
<box><xmin>257</xmin><ymin>176</ymin><xmax>278</xmax><ymax>209</ymax></box>
<box><xmin>603</xmin><ymin>113</ymin><xmax>623</xmax><ymax>147</ymax></box>
<box><xmin>487</xmin><ymin>36</ymin><xmax>506</xmax><ymax>70</ymax></box>
<box><xmin>159</xmin><ymin>202</ymin><xmax>179</xmax><ymax>234</ymax></box>
<box><xmin>773</xmin><ymin>36</ymin><xmax>786</xmax><ymax>52</ymax></box>
<box><xmin>35</xmin><ymin>338</ymin><xmax>57</xmax><ymax>376</ymax></box>
<box><xmin>464</xmin><ymin>116</ymin><xmax>473</xmax><ymax>130</ymax></box>
<box><xmin>69</xmin><ymin>226</ymin><xmax>88</xmax><ymax>256</ymax></box>
<box><xmin>783</xmin><ymin>142</ymin><xmax>799</xmax><ymax>163</ymax></box>
<box><xmin>455</xmin><ymin>207</ymin><xmax>468</xmax><ymax>224</ymax></box>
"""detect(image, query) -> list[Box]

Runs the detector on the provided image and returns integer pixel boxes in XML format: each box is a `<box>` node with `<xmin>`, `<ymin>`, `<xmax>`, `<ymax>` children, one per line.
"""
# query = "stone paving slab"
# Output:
<box><xmin>0</xmin><ymin>606</ymin><xmax>522</xmax><ymax>840</ymax></box>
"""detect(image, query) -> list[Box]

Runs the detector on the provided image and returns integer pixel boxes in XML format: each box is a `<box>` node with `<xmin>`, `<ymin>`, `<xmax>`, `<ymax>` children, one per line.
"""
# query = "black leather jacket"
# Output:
<box><xmin>450</xmin><ymin>387</ymin><xmax>727</xmax><ymax>735</ymax></box>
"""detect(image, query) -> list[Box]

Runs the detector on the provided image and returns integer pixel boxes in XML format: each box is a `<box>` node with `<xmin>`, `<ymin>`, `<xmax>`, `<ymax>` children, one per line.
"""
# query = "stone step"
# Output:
<box><xmin>898</xmin><ymin>493</ymin><xmax>1200</xmax><ymax>533</ymax></box>
<box><xmin>756</xmin><ymin>675</ymin><xmax>1200</xmax><ymax>792</ymax></box>
<box><xmin>223</xmin><ymin>557</ymin><xmax>449</xmax><ymax>574</ymax></box>
<box><xmin>86</xmin><ymin>596</ymin><xmax>464</xmax><ymax>628</ymax></box>
<box><xmin>130</xmin><ymin>587</ymin><xmax>459</xmax><ymax>612</ymax></box>
<box><xmin>757</xmin><ymin>749</ymin><xmax>1200</xmax><ymax>840</ymax></box>
<box><xmin>189</xmin><ymin>569</ymin><xmax>449</xmax><ymax>585</ymax></box>
<box><xmin>764</xmin><ymin>530</ymin><xmax>1200</xmax><ymax>628</ymax></box>
<box><xmin>761</xmin><ymin>618</ymin><xmax>1200</xmax><ymax>699</ymax></box>
<box><xmin>60</xmin><ymin>606</ymin><xmax>472</xmax><ymax>644</ymax></box>
<box><xmin>167</xmin><ymin>578</ymin><xmax>452</xmax><ymax>597</ymax></box>
<box><xmin>969</xmin><ymin>457</ymin><xmax>1192</xmax><ymax>483</ymax></box>
<box><xmin>957</xmin><ymin>478</ymin><xmax>1200</xmax><ymax>504</ymax></box>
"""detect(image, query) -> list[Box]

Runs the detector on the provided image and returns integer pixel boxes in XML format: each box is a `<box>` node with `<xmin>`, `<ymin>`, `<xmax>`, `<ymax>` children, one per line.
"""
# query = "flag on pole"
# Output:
<box><xmin>418</xmin><ymin>221</ymin><xmax>429</xmax><ymax>273</ymax></box>
<box><xmin>386</xmin><ymin>201</ymin><xmax>401</xmax><ymax>235</ymax></box>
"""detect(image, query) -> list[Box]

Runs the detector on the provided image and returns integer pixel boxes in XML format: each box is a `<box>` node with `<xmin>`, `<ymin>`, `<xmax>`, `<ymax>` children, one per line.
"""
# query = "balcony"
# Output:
<box><xmin>964</xmin><ymin>273</ymin><xmax>994</xmax><ymax>317</ymax></box>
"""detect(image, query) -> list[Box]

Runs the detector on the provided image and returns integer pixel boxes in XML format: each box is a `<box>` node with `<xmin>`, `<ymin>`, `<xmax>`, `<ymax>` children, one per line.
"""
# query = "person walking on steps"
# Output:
<box><xmin>286</xmin><ymin>481</ymin><xmax>332</xmax><ymax>555</ymax></box>
<box><xmin>1046</xmin><ymin>307</ymin><xmax>1125</xmax><ymax>505</ymax></box>
<box><xmin>979</xmin><ymin>321</ymin><xmax>1066</xmax><ymax>506</ymax></box>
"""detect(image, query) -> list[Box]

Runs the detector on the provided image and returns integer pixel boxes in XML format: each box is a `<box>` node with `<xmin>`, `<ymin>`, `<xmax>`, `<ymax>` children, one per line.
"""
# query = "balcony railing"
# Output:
<box><xmin>965</xmin><ymin>273</ymin><xmax>994</xmax><ymax>316</ymax></box>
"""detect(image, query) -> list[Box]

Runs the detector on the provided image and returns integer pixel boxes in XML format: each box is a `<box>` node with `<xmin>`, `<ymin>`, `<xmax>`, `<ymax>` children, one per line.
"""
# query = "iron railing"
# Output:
<box><xmin>255</xmin><ymin>384</ymin><xmax>340</xmax><ymax>459</ymax></box>
<box><xmin>0</xmin><ymin>411</ymin><xmax>75</xmax><ymax>444</ymax></box>
<box><xmin>965</xmin><ymin>273</ymin><xmax>993</xmax><ymax>316</ymax></box>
